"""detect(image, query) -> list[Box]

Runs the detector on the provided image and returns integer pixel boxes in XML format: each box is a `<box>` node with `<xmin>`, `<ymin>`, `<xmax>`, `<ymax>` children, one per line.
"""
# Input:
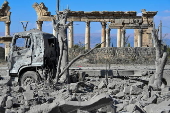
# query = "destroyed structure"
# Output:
<box><xmin>0</xmin><ymin>1</ymin><xmax>170</xmax><ymax>113</ymax></box>
<box><xmin>0</xmin><ymin>1</ymin><xmax>12</xmax><ymax>60</ymax></box>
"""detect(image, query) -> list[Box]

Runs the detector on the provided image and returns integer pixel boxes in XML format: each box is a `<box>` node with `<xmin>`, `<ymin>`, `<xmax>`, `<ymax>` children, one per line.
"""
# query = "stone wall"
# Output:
<box><xmin>0</xmin><ymin>47</ymin><xmax>5</xmax><ymax>59</ymax></box>
<box><xmin>69</xmin><ymin>47</ymin><xmax>158</xmax><ymax>65</ymax></box>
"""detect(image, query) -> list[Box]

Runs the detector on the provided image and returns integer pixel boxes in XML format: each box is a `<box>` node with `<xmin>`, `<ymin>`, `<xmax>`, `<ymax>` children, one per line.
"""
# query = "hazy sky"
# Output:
<box><xmin>0</xmin><ymin>0</ymin><xmax>170</xmax><ymax>46</ymax></box>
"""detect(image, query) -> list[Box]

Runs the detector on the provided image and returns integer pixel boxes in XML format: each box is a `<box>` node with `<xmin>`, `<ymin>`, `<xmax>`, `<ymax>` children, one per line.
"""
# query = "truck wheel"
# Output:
<box><xmin>20</xmin><ymin>71</ymin><xmax>39</xmax><ymax>86</ymax></box>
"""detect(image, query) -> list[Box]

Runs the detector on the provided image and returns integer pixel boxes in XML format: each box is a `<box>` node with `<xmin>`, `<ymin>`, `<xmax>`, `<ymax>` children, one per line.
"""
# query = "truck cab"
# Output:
<box><xmin>8</xmin><ymin>29</ymin><xmax>59</xmax><ymax>85</ymax></box>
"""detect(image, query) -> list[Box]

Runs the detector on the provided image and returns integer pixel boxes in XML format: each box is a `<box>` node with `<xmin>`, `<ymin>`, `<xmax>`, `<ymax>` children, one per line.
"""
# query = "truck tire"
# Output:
<box><xmin>20</xmin><ymin>71</ymin><xmax>39</xmax><ymax>86</ymax></box>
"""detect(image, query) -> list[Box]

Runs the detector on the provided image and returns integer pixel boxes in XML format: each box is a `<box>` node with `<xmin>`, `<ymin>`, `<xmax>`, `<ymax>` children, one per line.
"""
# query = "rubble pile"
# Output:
<box><xmin>0</xmin><ymin>73</ymin><xmax>170</xmax><ymax>113</ymax></box>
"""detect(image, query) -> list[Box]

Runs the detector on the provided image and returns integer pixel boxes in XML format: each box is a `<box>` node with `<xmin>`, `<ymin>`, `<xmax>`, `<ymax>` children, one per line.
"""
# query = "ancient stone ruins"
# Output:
<box><xmin>0</xmin><ymin>1</ymin><xmax>170</xmax><ymax>113</ymax></box>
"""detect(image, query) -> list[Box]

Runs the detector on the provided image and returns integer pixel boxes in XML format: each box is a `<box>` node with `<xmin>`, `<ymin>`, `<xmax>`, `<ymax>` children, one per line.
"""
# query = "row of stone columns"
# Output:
<box><xmin>68</xmin><ymin>21</ymin><xmax>111</xmax><ymax>50</ymax></box>
<box><xmin>36</xmin><ymin>21</ymin><xmax>111</xmax><ymax>49</ymax></box>
<box><xmin>36</xmin><ymin>21</ymin><xmax>144</xmax><ymax>48</ymax></box>
<box><xmin>117</xmin><ymin>28</ymin><xmax>143</xmax><ymax>47</ymax></box>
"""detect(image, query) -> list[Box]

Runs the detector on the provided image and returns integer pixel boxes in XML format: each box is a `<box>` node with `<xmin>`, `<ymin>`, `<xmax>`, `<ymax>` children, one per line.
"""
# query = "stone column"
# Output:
<box><xmin>101</xmin><ymin>22</ymin><xmax>106</xmax><ymax>47</ymax></box>
<box><xmin>36</xmin><ymin>21</ymin><xmax>43</xmax><ymax>31</ymax></box>
<box><xmin>5</xmin><ymin>21</ymin><xmax>11</xmax><ymax>36</ymax></box>
<box><xmin>117</xmin><ymin>29</ymin><xmax>121</xmax><ymax>47</ymax></box>
<box><xmin>5</xmin><ymin>42</ymin><xmax>10</xmax><ymax>61</ymax></box>
<box><xmin>68</xmin><ymin>21</ymin><xmax>73</xmax><ymax>48</ymax></box>
<box><xmin>106</xmin><ymin>28</ymin><xmax>111</xmax><ymax>47</ymax></box>
<box><xmin>85</xmin><ymin>21</ymin><xmax>90</xmax><ymax>50</ymax></box>
<box><xmin>121</xmin><ymin>28</ymin><xmax>126</xmax><ymax>47</ymax></box>
<box><xmin>138</xmin><ymin>29</ymin><xmax>143</xmax><ymax>47</ymax></box>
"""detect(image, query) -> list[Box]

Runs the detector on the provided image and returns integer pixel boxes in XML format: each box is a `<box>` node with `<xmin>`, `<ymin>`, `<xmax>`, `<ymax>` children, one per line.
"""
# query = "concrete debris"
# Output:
<box><xmin>98</xmin><ymin>80</ymin><xmax>106</xmax><ymax>89</ymax></box>
<box><xmin>123</xmin><ymin>86</ymin><xmax>131</xmax><ymax>94</ymax></box>
<box><xmin>130</xmin><ymin>85</ymin><xmax>143</xmax><ymax>95</ymax></box>
<box><xmin>161</xmin><ymin>86</ymin><xmax>170</xmax><ymax>92</ymax></box>
<box><xmin>126</xmin><ymin>104</ymin><xmax>142</xmax><ymax>113</ymax></box>
<box><xmin>108</xmin><ymin>82</ymin><xmax>116</xmax><ymax>89</ymax></box>
<box><xmin>70</xmin><ymin>83</ymin><xmax>78</xmax><ymax>92</ymax></box>
<box><xmin>23</xmin><ymin>90</ymin><xmax>34</xmax><ymax>101</ymax></box>
<box><xmin>0</xmin><ymin>66</ymin><xmax>169</xmax><ymax>113</ymax></box>
<box><xmin>147</xmin><ymin>94</ymin><xmax>158</xmax><ymax>104</ymax></box>
<box><xmin>115</xmin><ymin>92</ymin><xmax>124</xmax><ymax>99</ymax></box>
<box><xmin>13</xmin><ymin>86</ymin><xmax>25</xmax><ymax>93</ymax></box>
<box><xmin>5</xmin><ymin>98</ymin><xmax>13</xmax><ymax>109</ymax></box>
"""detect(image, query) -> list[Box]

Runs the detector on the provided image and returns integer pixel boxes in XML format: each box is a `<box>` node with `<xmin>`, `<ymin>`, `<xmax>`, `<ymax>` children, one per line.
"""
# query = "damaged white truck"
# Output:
<box><xmin>8</xmin><ymin>29</ymin><xmax>59</xmax><ymax>86</ymax></box>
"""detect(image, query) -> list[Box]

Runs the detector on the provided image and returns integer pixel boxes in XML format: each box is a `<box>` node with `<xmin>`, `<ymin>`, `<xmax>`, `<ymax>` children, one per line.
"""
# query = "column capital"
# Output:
<box><xmin>106</xmin><ymin>28</ymin><xmax>111</xmax><ymax>33</ymax></box>
<box><xmin>5</xmin><ymin>21</ymin><xmax>11</xmax><ymax>24</ymax></box>
<box><xmin>69</xmin><ymin>21</ymin><xmax>73</xmax><ymax>26</ymax></box>
<box><xmin>85</xmin><ymin>21</ymin><xmax>90</xmax><ymax>27</ymax></box>
<box><xmin>36</xmin><ymin>21</ymin><xmax>43</xmax><ymax>24</ymax></box>
<box><xmin>101</xmin><ymin>22</ymin><xmax>106</xmax><ymax>26</ymax></box>
<box><xmin>36</xmin><ymin>21</ymin><xmax>43</xmax><ymax>31</ymax></box>
<box><xmin>121</xmin><ymin>28</ymin><xmax>126</xmax><ymax>34</ymax></box>
<box><xmin>85</xmin><ymin>21</ymin><xmax>90</xmax><ymax>24</ymax></box>
<box><xmin>138</xmin><ymin>29</ymin><xmax>143</xmax><ymax>33</ymax></box>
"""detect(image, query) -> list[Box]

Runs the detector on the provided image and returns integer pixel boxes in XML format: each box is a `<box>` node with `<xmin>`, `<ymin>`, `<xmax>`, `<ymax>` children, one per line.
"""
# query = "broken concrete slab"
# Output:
<box><xmin>70</xmin><ymin>83</ymin><xmax>78</xmax><ymax>92</ymax></box>
<box><xmin>123</xmin><ymin>86</ymin><xmax>131</xmax><ymax>94</ymax></box>
<box><xmin>23</xmin><ymin>90</ymin><xmax>34</xmax><ymax>101</ymax></box>
<box><xmin>6</xmin><ymin>96</ymin><xmax>13</xmax><ymax>109</ymax></box>
<box><xmin>161</xmin><ymin>86</ymin><xmax>170</xmax><ymax>92</ymax></box>
<box><xmin>98</xmin><ymin>80</ymin><xmax>106</xmax><ymax>89</ymax></box>
<box><xmin>107</xmin><ymin>82</ymin><xmax>116</xmax><ymax>89</ymax></box>
<box><xmin>130</xmin><ymin>85</ymin><xmax>143</xmax><ymax>95</ymax></box>
<box><xmin>0</xmin><ymin>94</ymin><xmax>7</xmax><ymax>107</ymax></box>
<box><xmin>144</xmin><ymin>100</ymin><xmax>170</xmax><ymax>113</ymax></box>
<box><xmin>126</xmin><ymin>104</ymin><xmax>136</xmax><ymax>113</ymax></box>
<box><xmin>52</xmin><ymin>93</ymin><xmax>112</xmax><ymax>113</ymax></box>
<box><xmin>147</xmin><ymin>94</ymin><xmax>158</xmax><ymax>104</ymax></box>
<box><xmin>115</xmin><ymin>92</ymin><xmax>124</xmax><ymax>99</ymax></box>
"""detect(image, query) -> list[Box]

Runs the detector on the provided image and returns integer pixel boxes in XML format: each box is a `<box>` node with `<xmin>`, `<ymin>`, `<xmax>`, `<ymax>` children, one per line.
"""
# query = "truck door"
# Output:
<box><xmin>9</xmin><ymin>35</ymin><xmax>33</xmax><ymax>73</ymax></box>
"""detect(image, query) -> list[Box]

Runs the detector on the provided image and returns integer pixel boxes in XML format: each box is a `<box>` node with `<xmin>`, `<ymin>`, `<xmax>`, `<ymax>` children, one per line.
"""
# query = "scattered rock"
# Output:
<box><xmin>38</xmin><ymin>90</ymin><xmax>44</xmax><ymax>97</ymax></box>
<box><xmin>0</xmin><ymin>95</ymin><xmax>7</xmax><ymax>107</ymax></box>
<box><xmin>116</xmin><ymin>92</ymin><xmax>124</xmax><ymax>99</ymax></box>
<box><xmin>126</xmin><ymin>104</ymin><xmax>144</xmax><ymax>113</ymax></box>
<box><xmin>6</xmin><ymin>96</ymin><xmax>13</xmax><ymax>109</ymax></box>
<box><xmin>148</xmin><ymin>94</ymin><xmax>158</xmax><ymax>104</ymax></box>
<box><xmin>25</xmin><ymin>85</ymin><xmax>32</xmax><ymax>91</ymax></box>
<box><xmin>130</xmin><ymin>85</ymin><xmax>143</xmax><ymax>95</ymax></box>
<box><xmin>70</xmin><ymin>83</ymin><xmax>78</xmax><ymax>92</ymax></box>
<box><xmin>108</xmin><ymin>82</ymin><xmax>116</xmax><ymax>89</ymax></box>
<box><xmin>23</xmin><ymin>90</ymin><xmax>34</xmax><ymax>101</ymax></box>
<box><xmin>161</xmin><ymin>86</ymin><xmax>170</xmax><ymax>92</ymax></box>
<box><xmin>98</xmin><ymin>80</ymin><xmax>106</xmax><ymax>89</ymax></box>
<box><xmin>13</xmin><ymin>86</ymin><xmax>24</xmax><ymax>93</ymax></box>
<box><xmin>123</xmin><ymin>86</ymin><xmax>131</xmax><ymax>94</ymax></box>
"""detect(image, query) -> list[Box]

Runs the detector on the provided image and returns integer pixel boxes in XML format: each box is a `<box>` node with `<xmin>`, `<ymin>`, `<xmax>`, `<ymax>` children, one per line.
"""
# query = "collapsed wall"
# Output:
<box><xmin>69</xmin><ymin>47</ymin><xmax>168</xmax><ymax>65</ymax></box>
